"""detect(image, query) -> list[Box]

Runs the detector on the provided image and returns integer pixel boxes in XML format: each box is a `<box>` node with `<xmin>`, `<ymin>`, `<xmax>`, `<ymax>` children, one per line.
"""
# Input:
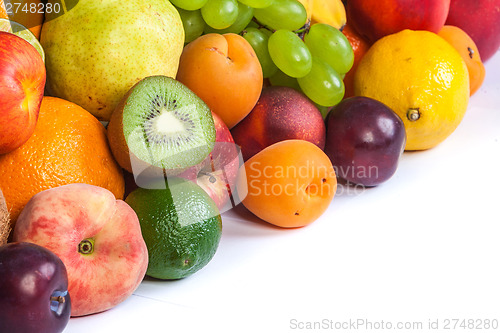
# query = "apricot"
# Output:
<box><xmin>176</xmin><ymin>33</ymin><xmax>263</xmax><ymax>129</ymax></box>
<box><xmin>237</xmin><ymin>140</ymin><xmax>337</xmax><ymax>228</ymax></box>
<box><xmin>438</xmin><ymin>25</ymin><xmax>486</xmax><ymax>96</ymax></box>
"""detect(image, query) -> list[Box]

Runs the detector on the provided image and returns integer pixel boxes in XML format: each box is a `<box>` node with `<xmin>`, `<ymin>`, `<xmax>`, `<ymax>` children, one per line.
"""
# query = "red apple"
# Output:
<box><xmin>346</xmin><ymin>0</ymin><xmax>451</xmax><ymax>43</ymax></box>
<box><xmin>0</xmin><ymin>31</ymin><xmax>45</xmax><ymax>154</ymax></box>
<box><xmin>12</xmin><ymin>183</ymin><xmax>148</xmax><ymax>317</ymax></box>
<box><xmin>446</xmin><ymin>0</ymin><xmax>500</xmax><ymax>62</ymax></box>
<box><xmin>178</xmin><ymin>112</ymin><xmax>242</xmax><ymax>212</ymax></box>
<box><xmin>231</xmin><ymin>86</ymin><xmax>326</xmax><ymax>161</ymax></box>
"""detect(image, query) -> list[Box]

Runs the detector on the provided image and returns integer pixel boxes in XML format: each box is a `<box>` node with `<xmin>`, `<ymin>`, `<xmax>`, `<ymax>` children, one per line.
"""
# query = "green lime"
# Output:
<box><xmin>0</xmin><ymin>18</ymin><xmax>45</xmax><ymax>62</ymax></box>
<box><xmin>125</xmin><ymin>177</ymin><xmax>222</xmax><ymax>280</ymax></box>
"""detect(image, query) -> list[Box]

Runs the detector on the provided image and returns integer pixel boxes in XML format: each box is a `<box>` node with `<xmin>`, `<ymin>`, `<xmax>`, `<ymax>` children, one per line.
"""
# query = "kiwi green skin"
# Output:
<box><xmin>108</xmin><ymin>82</ymin><xmax>135</xmax><ymax>173</ymax></box>
<box><xmin>125</xmin><ymin>177</ymin><xmax>222</xmax><ymax>280</ymax></box>
<box><xmin>107</xmin><ymin>75</ymin><xmax>215</xmax><ymax>176</ymax></box>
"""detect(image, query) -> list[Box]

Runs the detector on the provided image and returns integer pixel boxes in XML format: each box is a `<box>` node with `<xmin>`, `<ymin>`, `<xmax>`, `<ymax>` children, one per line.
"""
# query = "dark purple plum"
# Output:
<box><xmin>0</xmin><ymin>242</ymin><xmax>71</xmax><ymax>333</ymax></box>
<box><xmin>324</xmin><ymin>96</ymin><xmax>406</xmax><ymax>187</ymax></box>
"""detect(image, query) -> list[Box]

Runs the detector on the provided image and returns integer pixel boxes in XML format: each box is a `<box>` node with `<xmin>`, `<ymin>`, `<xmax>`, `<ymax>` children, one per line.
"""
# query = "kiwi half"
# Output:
<box><xmin>108</xmin><ymin>76</ymin><xmax>216</xmax><ymax>176</ymax></box>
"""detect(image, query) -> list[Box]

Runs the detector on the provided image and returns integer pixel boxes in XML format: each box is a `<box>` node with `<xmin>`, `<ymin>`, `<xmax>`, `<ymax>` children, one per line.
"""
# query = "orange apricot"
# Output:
<box><xmin>438</xmin><ymin>25</ymin><xmax>486</xmax><ymax>96</ymax></box>
<box><xmin>176</xmin><ymin>33</ymin><xmax>263</xmax><ymax>129</ymax></box>
<box><xmin>237</xmin><ymin>139</ymin><xmax>337</xmax><ymax>228</ymax></box>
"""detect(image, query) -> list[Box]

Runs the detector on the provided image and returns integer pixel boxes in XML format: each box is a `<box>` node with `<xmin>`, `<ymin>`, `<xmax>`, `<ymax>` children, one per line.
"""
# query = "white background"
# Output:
<box><xmin>65</xmin><ymin>51</ymin><xmax>500</xmax><ymax>333</ymax></box>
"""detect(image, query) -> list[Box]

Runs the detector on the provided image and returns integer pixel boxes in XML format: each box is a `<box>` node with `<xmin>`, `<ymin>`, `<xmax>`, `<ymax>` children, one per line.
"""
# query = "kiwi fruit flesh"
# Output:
<box><xmin>108</xmin><ymin>76</ymin><xmax>216</xmax><ymax>176</ymax></box>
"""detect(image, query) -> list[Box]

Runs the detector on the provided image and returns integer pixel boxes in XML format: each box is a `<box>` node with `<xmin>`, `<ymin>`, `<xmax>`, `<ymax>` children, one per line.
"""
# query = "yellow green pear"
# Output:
<box><xmin>40</xmin><ymin>0</ymin><xmax>185</xmax><ymax>121</ymax></box>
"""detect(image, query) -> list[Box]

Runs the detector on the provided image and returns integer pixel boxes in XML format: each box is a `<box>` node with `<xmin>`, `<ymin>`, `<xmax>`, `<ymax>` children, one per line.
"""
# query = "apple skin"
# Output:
<box><xmin>0</xmin><ymin>242</ymin><xmax>71</xmax><ymax>333</ymax></box>
<box><xmin>346</xmin><ymin>0</ymin><xmax>450</xmax><ymax>43</ymax></box>
<box><xmin>12</xmin><ymin>183</ymin><xmax>148</xmax><ymax>317</ymax></box>
<box><xmin>0</xmin><ymin>31</ymin><xmax>45</xmax><ymax>154</ymax></box>
<box><xmin>178</xmin><ymin>112</ymin><xmax>241</xmax><ymax>213</ymax></box>
<box><xmin>445</xmin><ymin>0</ymin><xmax>500</xmax><ymax>62</ymax></box>
<box><xmin>231</xmin><ymin>86</ymin><xmax>326</xmax><ymax>161</ymax></box>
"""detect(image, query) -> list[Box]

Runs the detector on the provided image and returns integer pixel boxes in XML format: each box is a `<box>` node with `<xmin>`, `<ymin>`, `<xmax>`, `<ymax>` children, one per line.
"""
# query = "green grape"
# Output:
<box><xmin>304</xmin><ymin>23</ymin><xmax>354</xmax><ymax>75</ymax></box>
<box><xmin>253</xmin><ymin>0</ymin><xmax>307</xmax><ymax>31</ymax></box>
<box><xmin>177</xmin><ymin>8</ymin><xmax>205</xmax><ymax>43</ymax></box>
<box><xmin>242</xmin><ymin>27</ymin><xmax>278</xmax><ymax>78</ymax></box>
<box><xmin>268</xmin><ymin>29</ymin><xmax>312</xmax><ymax>78</ymax></box>
<box><xmin>204</xmin><ymin>3</ymin><xmax>253</xmax><ymax>34</ymax></box>
<box><xmin>238</xmin><ymin>0</ymin><xmax>274</xmax><ymax>8</ymax></box>
<box><xmin>268</xmin><ymin>69</ymin><xmax>301</xmax><ymax>91</ymax></box>
<box><xmin>201</xmin><ymin>0</ymin><xmax>239</xmax><ymax>30</ymax></box>
<box><xmin>297</xmin><ymin>57</ymin><xmax>344</xmax><ymax>107</ymax></box>
<box><xmin>171</xmin><ymin>0</ymin><xmax>208</xmax><ymax>10</ymax></box>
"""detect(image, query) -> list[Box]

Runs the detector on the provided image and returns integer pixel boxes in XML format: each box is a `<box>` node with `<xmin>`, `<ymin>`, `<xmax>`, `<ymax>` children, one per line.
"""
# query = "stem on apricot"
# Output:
<box><xmin>468</xmin><ymin>47</ymin><xmax>474</xmax><ymax>59</ymax></box>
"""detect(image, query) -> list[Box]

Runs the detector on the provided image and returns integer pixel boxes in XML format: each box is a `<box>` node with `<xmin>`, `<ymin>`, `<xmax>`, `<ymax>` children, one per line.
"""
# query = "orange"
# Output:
<box><xmin>354</xmin><ymin>29</ymin><xmax>470</xmax><ymax>151</ymax></box>
<box><xmin>342</xmin><ymin>22</ymin><xmax>371</xmax><ymax>99</ymax></box>
<box><xmin>1</xmin><ymin>0</ymin><xmax>44</xmax><ymax>39</ymax></box>
<box><xmin>438</xmin><ymin>25</ymin><xmax>485</xmax><ymax>96</ymax></box>
<box><xmin>0</xmin><ymin>96</ymin><xmax>124</xmax><ymax>223</ymax></box>
<box><xmin>237</xmin><ymin>139</ymin><xmax>337</xmax><ymax>228</ymax></box>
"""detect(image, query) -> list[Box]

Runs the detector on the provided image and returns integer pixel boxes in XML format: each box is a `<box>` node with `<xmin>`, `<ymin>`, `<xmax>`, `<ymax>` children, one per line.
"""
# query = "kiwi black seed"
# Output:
<box><xmin>121</xmin><ymin>75</ymin><xmax>216</xmax><ymax>174</ymax></box>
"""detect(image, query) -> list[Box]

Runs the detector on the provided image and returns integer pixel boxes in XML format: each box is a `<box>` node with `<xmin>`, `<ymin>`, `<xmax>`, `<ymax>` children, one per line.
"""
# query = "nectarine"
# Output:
<box><xmin>231</xmin><ymin>86</ymin><xmax>326</xmax><ymax>161</ymax></box>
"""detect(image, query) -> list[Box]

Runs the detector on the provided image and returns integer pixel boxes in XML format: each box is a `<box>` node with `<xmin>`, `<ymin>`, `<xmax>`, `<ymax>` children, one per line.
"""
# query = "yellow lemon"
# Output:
<box><xmin>354</xmin><ymin>29</ymin><xmax>470</xmax><ymax>151</ymax></box>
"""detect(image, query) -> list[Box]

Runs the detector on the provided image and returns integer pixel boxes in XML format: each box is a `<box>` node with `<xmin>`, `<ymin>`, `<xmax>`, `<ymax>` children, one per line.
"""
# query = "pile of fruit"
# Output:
<box><xmin>0</xmin><ymin>0</ymin><xmax>499</xmax><ymax>331</ymax></box>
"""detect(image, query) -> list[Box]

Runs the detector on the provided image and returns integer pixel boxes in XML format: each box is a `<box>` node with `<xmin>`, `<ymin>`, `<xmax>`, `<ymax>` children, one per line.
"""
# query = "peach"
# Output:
<box><xmin>13</xmin><ymin>183</ymin><xmax>148</xmax><ymax>317</ymax></box>
<box><xmin>237</xmin><ymin>140</ymin><xmax>337</xmax><ymax>228</ymax></box>
<box><xmin>230</xmin><ymin>86</ymin><xmax>326</xmax><ymax>161</ymax></box>
<box><xmin>176</xmin><ymin>33</ymin><xmax>263</xmax><ymax>129</ymax></box>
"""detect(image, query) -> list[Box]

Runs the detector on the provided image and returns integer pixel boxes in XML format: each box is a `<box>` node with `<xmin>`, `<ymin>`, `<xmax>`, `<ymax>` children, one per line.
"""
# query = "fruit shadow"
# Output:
<box><xmin>222</xmin><ymin>203</ymin><xmax>306</xmax><ymax>233</ymax></box>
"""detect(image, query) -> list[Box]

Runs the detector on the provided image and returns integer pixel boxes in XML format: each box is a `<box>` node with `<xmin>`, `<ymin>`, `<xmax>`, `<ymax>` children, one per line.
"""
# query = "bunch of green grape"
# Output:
<box><xmin>172</xmin><ymin>0</ymin><xmax>354</xmax><ymax>108</ymax></box>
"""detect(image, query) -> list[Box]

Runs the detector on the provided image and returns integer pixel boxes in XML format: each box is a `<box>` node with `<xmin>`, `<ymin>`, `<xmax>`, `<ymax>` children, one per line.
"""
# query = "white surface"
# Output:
<box><xmin>65</xmin><ymin>51</ymin><xmax>500</xmax><ymax>333</ymax></box>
